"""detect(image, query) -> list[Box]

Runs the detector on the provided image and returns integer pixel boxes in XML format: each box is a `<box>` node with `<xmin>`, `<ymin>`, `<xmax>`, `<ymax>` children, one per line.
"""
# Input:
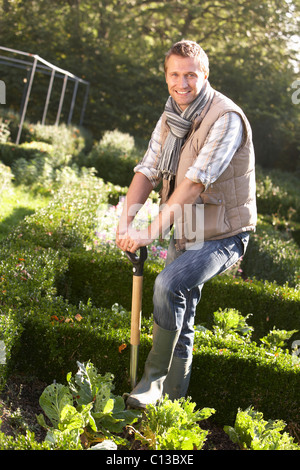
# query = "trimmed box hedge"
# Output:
<box><xmin>56</xmin><ymin>249</ymin><xmax>300</xmax><ymax>345</ymax></box>
<box><xmin>5</xmin><ymin>301</ymin><xmax>152</xmax><ymax>394</ymax></box>
<box><xmin>3</xmin><ymin>296</ymin><xmax>299</xmax><ymax>427</ymax></box>
<box><xmin>1</xmin><ymin>175</ymin><xmax>299</xmax><ymax>428</ymax></box>
<box><xmin>190</xmin><ymin>339</ymin><xmax>300</xmax><ymax>425</ymax></box>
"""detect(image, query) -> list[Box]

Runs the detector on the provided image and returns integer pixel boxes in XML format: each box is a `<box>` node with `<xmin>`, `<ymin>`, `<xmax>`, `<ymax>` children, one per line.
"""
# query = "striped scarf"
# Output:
<box><xmin>158</xmin><ymin>80</ymin><xmax>213</xmax><ymax>181</ymax></box>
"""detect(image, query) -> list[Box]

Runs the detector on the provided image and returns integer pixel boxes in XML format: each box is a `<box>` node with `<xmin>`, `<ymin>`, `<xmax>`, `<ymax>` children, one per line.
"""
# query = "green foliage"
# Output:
<box><xmin>1</xmin><ymin>0</ymin><xmax>299</xmax><ymax>170</ymax></box>
<box><xmin>30</xmin><ymin>123</ymin><xmax>93</xmax><ymax>158</ymax></box>
<box><xmin>57</xmin><ymin>248</ymin><xmax>300</xmax><ymax>343</ymax></box>
<box><xmin>0</xmin><ymin>162</ymin><xmax>13</xmax><ymax>194</ymax></box>
<box><xmin>1</xmin><ymin>360</ymin><xmax>216</xmax><ymax>450</ymax></box>
<box><xmin>255</xmin><ymin>166</ymin><xmax>300</xmax><ymax>223</ymax></box>
<box><xmin>0</xmin><ymin>141</ymin><xmax>50</xmax><ymax>168</ymax></box>
<box><xmin>37</xmin><ymin>360</ymin><xmax>141</xmax><ymax>449</ymax></box>
<box><xmin>83</xmin><ymin>129</ymin><xmax>140</xmax><ymax>187</ymax></box>
<box><xmin>1</xmin><ymin>119</ymin><xmax>300</xmax><ymax>448</ymax></box>
<box><xmin>136</xmin><ymin>396</ymin><xmax>215</xmax><ymax>450</ymax></box>
<box><xmin>224</xmin><ymin>406</ymin><xmax>300</xmax><ymax>450</ymax></box>
<box><xmin>241</xmin><ymin>166</ymin><xmax>300</xmax><ymax>288</ymax></box>
<box><xmin>241</xmin><ymin>218</ymin><xmax>300</xmax><ymax>288</ymax></box>
<box><xmin>212</xmin><ymin>308</ymin><xmax>254</xmax><ymax>342</ymax></box>
<box><xmin>0</xmin><ymin>427</ymin><xmax>52</xmax><ymax>450</ymax></box>
<box><xmin>0</xmin><ymin>109</ymin><xmax>33</xmax><ymax>143</ymax></box>
<box><xmin>0</xmin><ymin>184</ymin><xmax>51</xmax><ymax>242</ymax></box>
<box><xmin>0</xmin><ymin>141</ymin><xmax>299</xmax><ymax>424</ymax></box>
<box><xmin>199</xmin><ymin>275</ymin><xmax>299</xmax><ymax>344</ymax></box>
<box><xmin>12</xmin><ymin>155</ymin><xmax>53</xmax><ymax>187</ymax></box>
<box><xmin>98</xmin><ymin>129</ymin><xmax>136</xmax><ymax>155</ymax></box>
<box><xmin>0</xmin><ymin>120</ymin><xmax>93</xmax><ymax>191</ymax></box>
<box><xmin>67</xmin><ymin>361</ymin><xmax>114</xmax><ymax>409</ymax></box>
<box><xmin>260</xmin><ymin>327</ymin><xmax>299</xmax><ymax>351</ymax></box>
<box><xmin>191</xmin><ymin>310</ymin><xmax>300</xmax><ymax>425</ymax></box>
<box><xmin>194</xmin><ymin>307</ymin><xmax>299</xmax><ymax>360</ymax></box>
<box><xmin>0</xmin><ymin>118</ymin><xmax>11</xmax><ymax>143</ymax></box>
<box><xmin>38</xmin><ymin>383</ymin><xmax>73</xmax><ymax>429</ymax></box>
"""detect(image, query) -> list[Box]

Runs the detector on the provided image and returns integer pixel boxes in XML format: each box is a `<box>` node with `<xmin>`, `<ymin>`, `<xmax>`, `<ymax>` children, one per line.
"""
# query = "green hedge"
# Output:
<box><xmin>255</xmin><ymin>165</ymin><xmax>300</xmax><ymax>223</ymax></box>
<box><xmin>1</xmin><ymin>172</ymin><xmax>299</xmax><ymax>428</ymax></box>
<box><xmin>6</xmin><ymin>301</ymin><xmax>152</xmax><ymax>394</ymax></box>
<box><xmin>0</xmin><ymin>141</ymin><xmax>54</xmax><ymax>167</ymax></box>
<box><xmin>190</xmin><ymin>340</ymin><xmax>299</xmax><ymax>425</ymax></box>
<box><xmin>78</xmin><ymin>130</ymin><xmax>140</xmax><ymax>187</ymax></box>
<box><xmin>199</xmin><ymin>276</ymin><xmax>299</xmax><ymax>344</ymax></box>
<box><xmin>0</xmin><ymin>118</ymin><xmax>93</xmax><ymax>191</ymax></box>
<box><xmin>55</xmin><ymin>249</ymin><xmax>300</xmax><ymax>345</ymax></box>
<box><xmin>55</xmin><ymin>249</ymin><xmax>157</xmax><ymax>316</ymax></box>
<box><xmin>0</xmin><ymin>108</ymin><xmax>93</xmax><ymax>156</ymax></box>
<box><xmin>3</xmin><ymin>292</ymin><xmax>299</xmax><ymax>427</ymax></box>
<box><xmin>240</xmin><ymin>217</ymin><xmax>299</xmax><ymax>288</ymax></box>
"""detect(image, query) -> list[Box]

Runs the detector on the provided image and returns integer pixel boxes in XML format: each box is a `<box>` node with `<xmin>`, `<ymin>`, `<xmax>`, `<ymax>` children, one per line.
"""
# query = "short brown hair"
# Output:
<box><xmin>164</xmin><ymin>40</ymin><xmax>209</xmax><ymax>76</ymax></box>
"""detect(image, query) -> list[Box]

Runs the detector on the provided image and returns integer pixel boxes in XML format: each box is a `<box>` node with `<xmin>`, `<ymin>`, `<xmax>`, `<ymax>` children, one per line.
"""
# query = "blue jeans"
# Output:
<box><xmin>153</xmin><ymin>233</ymin><xmax>249</xmax><ymax>359</ymax></box>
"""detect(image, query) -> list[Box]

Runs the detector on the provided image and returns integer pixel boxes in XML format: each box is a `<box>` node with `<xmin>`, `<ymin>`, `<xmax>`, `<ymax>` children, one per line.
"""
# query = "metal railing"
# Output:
<box><xmin>0</xmin><ymin>46</ymin><xmax>90</xmax><ymax>144</ymax></box>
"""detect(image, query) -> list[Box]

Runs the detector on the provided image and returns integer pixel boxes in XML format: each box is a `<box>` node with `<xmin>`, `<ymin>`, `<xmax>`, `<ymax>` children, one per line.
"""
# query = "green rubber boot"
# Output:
<box><xmin>162</xmin><ymin>355</ymin><xmax>192</xmax><ymax>400</ymax></box>
<box><xmin>126</xmin><ymin>322</ymin><xmax>180</xmax><ymax>409</ymax></box>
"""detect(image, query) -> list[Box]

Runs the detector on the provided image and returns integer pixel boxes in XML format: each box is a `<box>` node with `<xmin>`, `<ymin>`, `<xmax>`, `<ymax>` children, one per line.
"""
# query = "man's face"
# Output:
<box><xmin>165</xmin><ymin>55</ymin><xmax>207</xmax><ymax>111</ymax></box>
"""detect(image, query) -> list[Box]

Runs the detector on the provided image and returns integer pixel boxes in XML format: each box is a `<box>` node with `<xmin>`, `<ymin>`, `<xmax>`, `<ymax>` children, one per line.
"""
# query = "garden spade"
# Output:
<box><xmin>125</xmin><ymin>246</ymin><xmax>147</xmax><ymax>390</ymax></box>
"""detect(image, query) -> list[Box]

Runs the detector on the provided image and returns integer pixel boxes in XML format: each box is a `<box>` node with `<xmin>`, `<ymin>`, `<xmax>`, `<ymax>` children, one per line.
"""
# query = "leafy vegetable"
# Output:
<box><xmin>260</xmin><ymin>327</ymin><xmax>298</xmax><ymax>350</ymax></box>
<box><xmin>38</xmin><ymin>383</ymin><xmax>73</xmax><ymax>428</ymax></box>
<box><xmin>37</xmin><ymin>361</ymin><xmax>141</xmax><ymax>449</ymax></box>
<box><xmin>67</xmin><ymin>360</ymin><xmax>114</xmax><ymax>408</ymax></box>
<box><xmin>134</xmin><ymin>395</ymin><xmax>215</xmax><ymax>450</ymax></box>
<box><xmin>213</xmin><ymin>308</ymin><xmax>253</xmax><ymax>341</ymax></box>
<box><xmin>224</xmin><ymin>406</ymin><xmax>300</xmax><ymax>450</ymax></box>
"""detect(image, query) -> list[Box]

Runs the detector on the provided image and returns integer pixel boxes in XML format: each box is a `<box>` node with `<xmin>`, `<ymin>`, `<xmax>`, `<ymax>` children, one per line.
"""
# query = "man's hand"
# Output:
<box><xmin>116</xmin><ymin>225</ymin><xmax>153</xmax><ymax>253</ymax></box>
<box><xmin>117</xmin><ymin>177</ymin><xmax>204</xmax><ymax>253</ymax></box>
<box><xmin>115</xmin><ymin>172</ymin><xmax>154</xmax><ymax>252</ymax></box>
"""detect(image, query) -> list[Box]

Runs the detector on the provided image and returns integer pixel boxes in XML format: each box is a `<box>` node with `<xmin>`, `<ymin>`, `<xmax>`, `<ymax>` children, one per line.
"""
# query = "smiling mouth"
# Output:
<box><xmin>176</xmin><ymin>90</ymin><xmax>190</xmax><ymax>95</ymax></box>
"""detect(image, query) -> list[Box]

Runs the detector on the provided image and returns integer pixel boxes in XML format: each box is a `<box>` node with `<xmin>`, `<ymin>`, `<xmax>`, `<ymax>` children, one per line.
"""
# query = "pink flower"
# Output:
<box><xmin>159</xmin><ymin>250</ymin><xmax>167</xmax><ymax>259</ymax></box>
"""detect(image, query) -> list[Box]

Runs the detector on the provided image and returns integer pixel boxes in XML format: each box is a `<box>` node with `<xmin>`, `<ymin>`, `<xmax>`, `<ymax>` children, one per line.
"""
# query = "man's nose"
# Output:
<box><xmin>178</xmin><ymin>75</ymin><xmax>188</xmax><ymax>88</ymax></box>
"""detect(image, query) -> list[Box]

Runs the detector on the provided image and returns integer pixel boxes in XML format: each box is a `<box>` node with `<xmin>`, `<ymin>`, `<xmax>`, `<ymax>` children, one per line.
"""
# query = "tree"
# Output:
<box><xmin>0</xmin><ymin>0</ymin><xmax>299</xmax><ymax>170</ymax></box>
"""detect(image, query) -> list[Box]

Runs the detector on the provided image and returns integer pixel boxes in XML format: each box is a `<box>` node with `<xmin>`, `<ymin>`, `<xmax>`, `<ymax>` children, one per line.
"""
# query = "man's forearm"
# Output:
<box><xmin>117</xmin><ymin>171</ymin><xmax>153</xmax><ymax>234</ymax></box>
<box><xmin>149</xmin><ymin>177</ymin><xmax>204</xmax><ymax>240</ymax></box>
<box><xmin>117</xmin><ymin>175</ymin><xmax>204</xmax><ymax>252</ymax></box>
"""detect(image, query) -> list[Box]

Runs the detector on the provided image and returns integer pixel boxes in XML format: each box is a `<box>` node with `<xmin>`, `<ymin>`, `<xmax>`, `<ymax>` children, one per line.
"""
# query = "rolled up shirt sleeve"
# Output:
<box><xmin>185</xmin><ymin>112</ymin><xmax>243</xmax><ymax>189</ymax></box>
<box><xmin>134</xmin><ymin>116</ymin><xmax>163</xmax><ymax>188</ymax></box>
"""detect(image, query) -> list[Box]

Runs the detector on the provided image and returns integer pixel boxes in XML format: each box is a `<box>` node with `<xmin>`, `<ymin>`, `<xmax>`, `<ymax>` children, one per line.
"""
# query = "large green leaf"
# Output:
<box><xmin>67</xmin><ymin>360</ymin><xmax>114</xmax><ymax>408</ymax></box>
<box><xmin>39</xmin><ymin>383</ymin><xmax>73</xmax><ymax>429</ymax></box>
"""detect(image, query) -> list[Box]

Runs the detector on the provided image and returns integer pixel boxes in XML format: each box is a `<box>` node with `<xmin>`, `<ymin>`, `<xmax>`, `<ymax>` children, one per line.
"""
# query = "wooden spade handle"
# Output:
<box><xmin>130</xmin><ymin>275</ymin><xmax>143</xmax><ymax>346</ymax></box>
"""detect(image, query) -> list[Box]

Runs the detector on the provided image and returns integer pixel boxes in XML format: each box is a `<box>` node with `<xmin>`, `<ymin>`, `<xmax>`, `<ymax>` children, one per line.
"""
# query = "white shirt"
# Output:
<box><xmin>134</xmin><ymin>111</ymin><xmax>243</xmax><ymax>190</ymax></box>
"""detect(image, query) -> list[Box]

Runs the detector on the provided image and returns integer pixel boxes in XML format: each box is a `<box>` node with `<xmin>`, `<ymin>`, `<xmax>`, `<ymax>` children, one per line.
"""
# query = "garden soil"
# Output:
<box><xmin>0</xmin><ymin>375</ymin><xmax>239</xmax><ymax>450</ymax></box>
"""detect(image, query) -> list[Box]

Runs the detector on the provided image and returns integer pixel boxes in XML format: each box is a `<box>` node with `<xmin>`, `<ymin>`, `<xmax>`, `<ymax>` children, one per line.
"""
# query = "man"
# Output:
<box><xmin>116</xmin><ymin>40</ymin><xmax>257</xmax><ymax>409</ymax></box>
